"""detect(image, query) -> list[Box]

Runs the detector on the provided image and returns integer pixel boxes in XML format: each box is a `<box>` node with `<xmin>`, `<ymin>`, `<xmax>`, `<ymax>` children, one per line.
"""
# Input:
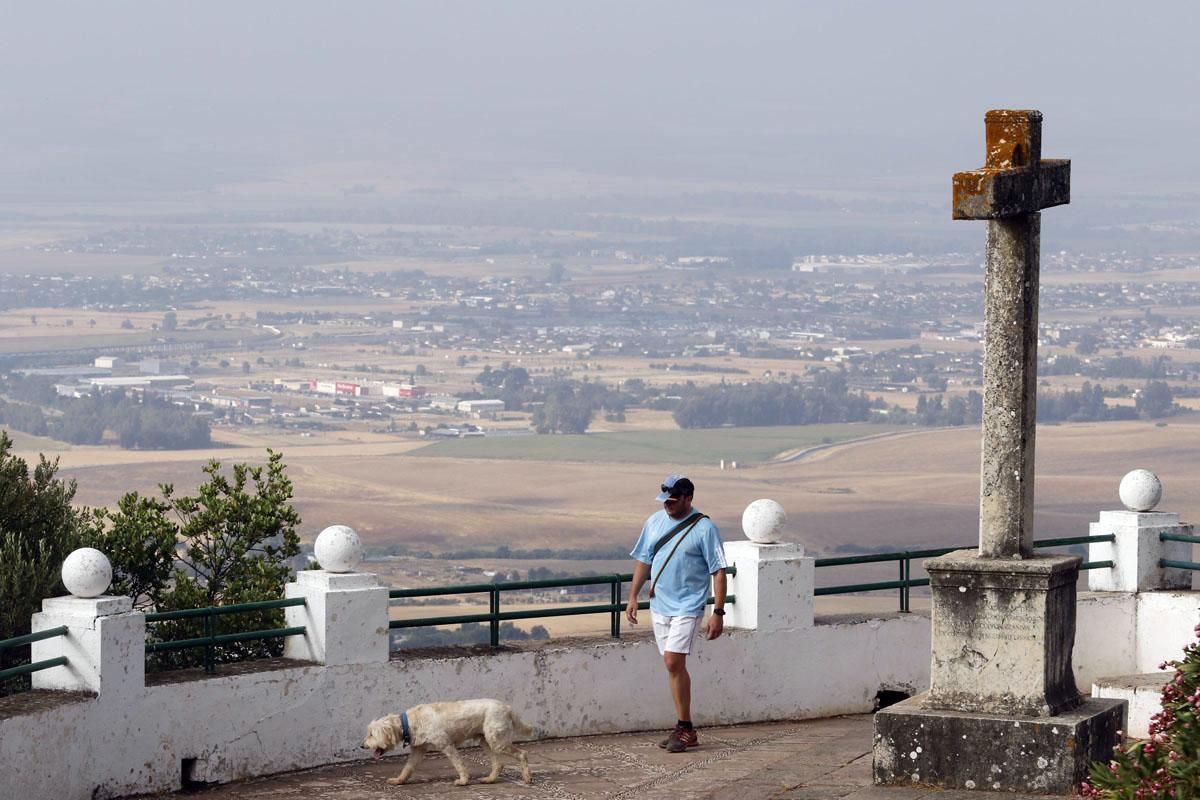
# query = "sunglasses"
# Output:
<box><xmin>661</xmin><ymin>486</ymin><xmax>685</xmax><ymax>498</ymax></box>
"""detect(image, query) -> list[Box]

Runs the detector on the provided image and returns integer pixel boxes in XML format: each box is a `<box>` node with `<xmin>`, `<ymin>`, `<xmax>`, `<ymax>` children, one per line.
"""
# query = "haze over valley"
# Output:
<box><xmin>4</xmin><ymin>2</ymin><xmax>1200</xmax><ymax>634</ymax></box>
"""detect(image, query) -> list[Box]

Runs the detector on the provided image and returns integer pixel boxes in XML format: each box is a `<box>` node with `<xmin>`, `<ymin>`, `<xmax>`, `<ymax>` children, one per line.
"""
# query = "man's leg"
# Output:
<box><xmin>653</xmin><ymin>614</ymin><xmax>701</xmax><ymax>751</ymax></box>
<box><xmin>664</xmin><ymin>651</ymin><xmax>691</xmax><ymax>723</ymax></box>
<box><xmin>662</xmin><ymin>651</ymin><xmax>699</xmax><ymax>751</ymax></box>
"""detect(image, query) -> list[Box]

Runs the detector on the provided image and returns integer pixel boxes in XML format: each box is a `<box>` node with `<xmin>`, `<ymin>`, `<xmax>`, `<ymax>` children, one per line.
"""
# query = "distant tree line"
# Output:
<box><xmin>533</xmin><ymin>383</ymin><xmax>598</xmax><ymax>434</ymax></box>
<box><xmin>648</xmin><ymin>362</ymin><xmax>749</xmax><ymax>375</ymax></box>
<box><xmin>475</xmin><ymin>364</ymin><xmax>532</xmax><ymax>411</ymax></box>
<box><xmin>0</xmin><ymin>375</ymin><xmax>210</xmax><ymax>449</ymax></box>
<box><xmin>1035</xmin><ymin>380</ymin><xmax>1178</xmax><ymax>422</ymax></box>
<box><xmin>888</xmin><ymin>380</ymin><xmax>1179</xmax><ymax>427</ymax></box>
<box><xmin>393</xmin><ymin>622</ymin><xmax>550</xmax><ymax>650</ymax></box>
<box><xmin>672</xmin><ymin>372</ymin><xmax>874</xmax><ymax>429</ymax></box>
<box><xmin>0</xmin><ymin>400</ymin><xmax>50</xmax><ymax>436</ymax></box>
<box><xmin>897</xmin><ymin>391</ymin><xmax>984</xmax><ymax>427</ymax></box>
<box><xmin>475</xmin><ymin>362</ymin><xmax>1182</xmax><ymax>437</ymax></box>
<box><xmin>475</xmin><ymin>368</ymin><xmax>631</xmax><ymax>434</ymax></box>
<box><xmin>364</xmin><ymin>543</ymin><xmax>630</xmax><ymax>561</ymax></box>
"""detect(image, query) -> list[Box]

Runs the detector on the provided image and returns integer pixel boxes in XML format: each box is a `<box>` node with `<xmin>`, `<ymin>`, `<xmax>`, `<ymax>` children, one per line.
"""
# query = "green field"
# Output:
<box><xmin>413</xmin><ymin>423</ymin><xmax>909</xmax><ymax>464</ymax></box>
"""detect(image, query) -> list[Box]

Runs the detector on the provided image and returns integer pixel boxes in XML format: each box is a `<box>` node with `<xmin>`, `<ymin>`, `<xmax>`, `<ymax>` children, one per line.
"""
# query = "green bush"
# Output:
<box><xmin>0</xmin><ymin>433</ymin><xmax>94</xmax><ymax>693</ymax></box>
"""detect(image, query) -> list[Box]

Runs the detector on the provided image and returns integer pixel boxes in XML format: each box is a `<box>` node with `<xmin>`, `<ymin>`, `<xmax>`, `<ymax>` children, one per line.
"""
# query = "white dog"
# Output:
<box><xmin>362</xmin><ymin>698</ymin><xmax>533</xmax><ymax>786</ymax></box>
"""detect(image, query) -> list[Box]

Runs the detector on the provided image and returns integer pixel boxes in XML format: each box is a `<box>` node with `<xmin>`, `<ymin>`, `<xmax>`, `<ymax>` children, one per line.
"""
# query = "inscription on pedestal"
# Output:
<box><xmin>975</xmin><ymin>613</ymin><xmax>1039</xmax><ymax>639</ymax></box>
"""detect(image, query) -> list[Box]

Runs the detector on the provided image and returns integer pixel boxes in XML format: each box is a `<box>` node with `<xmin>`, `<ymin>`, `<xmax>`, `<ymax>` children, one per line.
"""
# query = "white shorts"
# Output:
<box><xmin>651</xmin><ymin>612</ymin><xmax>703</xmax><ymax>655</ymax></box>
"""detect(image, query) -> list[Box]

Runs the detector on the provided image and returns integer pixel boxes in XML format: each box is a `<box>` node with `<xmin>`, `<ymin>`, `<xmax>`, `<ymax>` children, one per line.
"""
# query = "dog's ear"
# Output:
<box><xmin>383</xmin><ymin>715</ymin><xmax>403</xmax><ymax>749</ymax></box>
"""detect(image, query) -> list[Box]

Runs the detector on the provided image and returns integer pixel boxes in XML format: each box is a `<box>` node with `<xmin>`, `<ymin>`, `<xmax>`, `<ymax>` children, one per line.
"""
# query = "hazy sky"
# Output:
<box><xmin>3</xmin><ymin>2</ymin><xmax>1198</xmax><ymax>202</ymax></box>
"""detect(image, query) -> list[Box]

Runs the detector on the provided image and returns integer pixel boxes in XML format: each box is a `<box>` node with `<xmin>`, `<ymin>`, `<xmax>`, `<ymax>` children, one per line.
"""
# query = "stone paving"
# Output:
<box><xmin>162</xmin><ymin>714</ymin><xmax>1074</xmax><ymax>800</ymax></box>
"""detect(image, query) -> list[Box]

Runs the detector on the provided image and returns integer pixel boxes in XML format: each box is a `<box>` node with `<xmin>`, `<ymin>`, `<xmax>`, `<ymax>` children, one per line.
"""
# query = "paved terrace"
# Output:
<box><xmin>154</xmin><ymin>714</ymin><xmax>1067</xmax><ymax>800</ymax></box>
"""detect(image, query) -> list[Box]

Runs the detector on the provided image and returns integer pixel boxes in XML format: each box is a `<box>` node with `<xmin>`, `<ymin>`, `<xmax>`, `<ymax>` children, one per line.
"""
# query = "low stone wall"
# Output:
<box><xmin>0</xmin><ymin>612</ymin><xmax>930</xmax><ymax>800</ymax></box>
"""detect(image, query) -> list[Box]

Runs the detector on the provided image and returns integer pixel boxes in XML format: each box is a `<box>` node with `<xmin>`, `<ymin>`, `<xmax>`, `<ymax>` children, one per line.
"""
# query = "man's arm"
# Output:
<box><xmin>704</xmin><ymin>568</ymin><xmax>727</xmax><ymax>640</ymax></box>
<box><xmin>626</xmin><ymin>561</ymin><xmax>650</xmax><ymax>624</ymax></box>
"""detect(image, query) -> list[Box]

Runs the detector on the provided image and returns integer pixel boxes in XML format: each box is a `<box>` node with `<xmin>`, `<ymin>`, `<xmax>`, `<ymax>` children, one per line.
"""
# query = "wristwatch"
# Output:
<box><xmin>712</xmin><ymin>608</ymin><xmax>725</xmax><ymax>616</ymax></box>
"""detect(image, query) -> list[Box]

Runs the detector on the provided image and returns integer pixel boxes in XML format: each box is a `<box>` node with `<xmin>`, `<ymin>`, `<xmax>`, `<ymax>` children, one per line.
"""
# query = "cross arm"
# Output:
<box><xmin>953</xmin><ymin>159</ymin><xmax>1070</xmax><ymax>220</ymax></box>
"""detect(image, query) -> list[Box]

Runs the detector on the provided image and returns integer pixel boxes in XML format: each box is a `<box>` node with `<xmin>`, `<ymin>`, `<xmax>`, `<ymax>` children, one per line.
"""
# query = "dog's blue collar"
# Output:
<box><xmin>400</xmin><ymin>711</ymin><xmax>412</xmax><ymax>747</ymax></box>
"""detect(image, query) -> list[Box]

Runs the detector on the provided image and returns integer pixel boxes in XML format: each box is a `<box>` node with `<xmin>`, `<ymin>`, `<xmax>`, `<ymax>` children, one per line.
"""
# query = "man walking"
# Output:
<box><xmin>626</xmin><ymin>474</ymin><xmax>727</xmax><ymax>753</ymax></box>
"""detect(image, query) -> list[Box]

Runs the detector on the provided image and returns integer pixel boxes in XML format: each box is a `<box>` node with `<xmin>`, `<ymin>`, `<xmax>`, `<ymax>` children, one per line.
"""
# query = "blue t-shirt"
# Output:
<box><xmin>631</xmin><ymin>509</ymin><xmax>726</xmax><ymax>617</ymax></box>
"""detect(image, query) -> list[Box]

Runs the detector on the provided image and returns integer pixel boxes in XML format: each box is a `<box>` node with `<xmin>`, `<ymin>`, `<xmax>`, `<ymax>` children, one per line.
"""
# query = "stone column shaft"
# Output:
<box><xmin>979</xmin><ymin>213</ymin><xmax>1040</xmax><ymax>558</ymax></box>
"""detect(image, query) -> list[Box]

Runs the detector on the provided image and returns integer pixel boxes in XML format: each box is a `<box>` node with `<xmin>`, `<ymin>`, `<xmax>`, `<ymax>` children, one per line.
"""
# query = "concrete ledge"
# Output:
<box><xmin>1092</xmin><ymin>672</ymin><xmax>1171</xmax><ymax>738</ymax></box>
<box><xmin>873</xmin><ymin>692</ymin><xmax>1125</xmax><ymax>795</ymax></box>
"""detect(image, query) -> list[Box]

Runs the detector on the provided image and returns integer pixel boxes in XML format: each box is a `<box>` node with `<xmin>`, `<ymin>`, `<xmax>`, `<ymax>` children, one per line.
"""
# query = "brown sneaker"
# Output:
<box><xmin>660</xmin><ymin>726</ymin><xmax>699</xmax><ymax>752</ymax></box>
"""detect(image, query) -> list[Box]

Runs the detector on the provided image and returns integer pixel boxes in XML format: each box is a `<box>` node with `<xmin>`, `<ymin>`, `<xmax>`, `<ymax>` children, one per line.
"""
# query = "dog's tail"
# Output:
<box><xmin>510</xmin><ymin>710</ymin><xmax>535</xmax><ymax>738</ymax></box>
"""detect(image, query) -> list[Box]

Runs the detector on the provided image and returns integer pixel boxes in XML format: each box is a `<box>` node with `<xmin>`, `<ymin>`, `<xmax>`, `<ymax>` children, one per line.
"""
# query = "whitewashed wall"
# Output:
<box><xmin>0</xmin><ymin>611</ymin><xmax>929</xmax><ymax>800</ymax></box>
<box><xmin>1074</xmin><ymin>592</ymin><xmax>1139</xmax><ymax>687</ymax></box>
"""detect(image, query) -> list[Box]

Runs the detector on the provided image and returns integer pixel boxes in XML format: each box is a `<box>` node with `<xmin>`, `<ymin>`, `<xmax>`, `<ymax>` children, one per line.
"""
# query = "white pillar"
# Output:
<box><xmin>1087</xmin><ymin>510</ymin><xmax>1194</xmax><ymax>592</ymax></box>
<box><xmin>30</xmin><ymin>595</ymin><xmax>144</xmax><ymax>697</ymax></box>
<box><xmin>722</xmin><ymin>541</ymin><xmax>813</xmax><ymax>631</ymax></box>
<box><xmin>284</xmin><ymin>571</ymin><xmax>389</xmax><ymax>666</ymax></box>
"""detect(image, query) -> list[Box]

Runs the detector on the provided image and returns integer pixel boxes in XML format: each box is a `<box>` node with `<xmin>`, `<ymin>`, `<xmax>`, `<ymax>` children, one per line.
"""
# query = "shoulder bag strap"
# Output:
<box><xmin>648</xmin><ymin>513</ymin><xmax>707</xmax><ymax>599</ymax></box>
<box><xmin>651</xmin><ymin>512</ymin><xmax>705</xmax><ymax>558</ymax></box>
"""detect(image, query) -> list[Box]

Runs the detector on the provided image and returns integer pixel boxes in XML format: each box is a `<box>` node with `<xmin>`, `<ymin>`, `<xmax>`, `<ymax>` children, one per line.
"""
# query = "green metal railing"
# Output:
<box><xmin>145</xmin><ymin>597</ymin><xmax>307</xmax><ymax>673</ymax></box>
<box><xmin>389</xmin><ymin>568</ymin><xmax>737</xmax><ymax>647</ymax></box>
<box><xmin>0</xmin><ymin>626</ymin><xmax>70</xmax><ymax>683</ymax></box>
<box><xmin>814</xmin><ymin>535</ymin><xmax>1117</xmax><ymax>612</ymax></box>
<box><xmin>1160</xmin><ymin>531</ymin><xmax>1200</xmax><ymax>571</ymax></box>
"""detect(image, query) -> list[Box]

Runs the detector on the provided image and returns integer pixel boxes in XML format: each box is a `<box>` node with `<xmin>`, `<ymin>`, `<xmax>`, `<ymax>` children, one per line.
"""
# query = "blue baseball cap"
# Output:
<box><xmin>655</xmin><ymin>474</ymin><xmax>695</xmax><ymax>502</ymax></box>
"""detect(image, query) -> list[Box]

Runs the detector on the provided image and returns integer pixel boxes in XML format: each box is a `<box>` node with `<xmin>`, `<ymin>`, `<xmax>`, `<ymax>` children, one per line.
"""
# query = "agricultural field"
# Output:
<box><xmin>36</xmin><ymin>417</ymin><xmax>1200</xmax><ymax>559</ymax></box>
<box><xmin>22</xmin><ymin>414</ymin><xmax>1196</xmax><ymax>636</ymax></box>
<box><xmin>412</xmin><ymin>422</ymin><xmax>908</xmax><ymax>465</ymax></box>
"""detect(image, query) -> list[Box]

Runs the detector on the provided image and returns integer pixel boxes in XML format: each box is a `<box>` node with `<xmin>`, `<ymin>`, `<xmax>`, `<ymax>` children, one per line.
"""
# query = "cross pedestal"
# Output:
<box><xmin>924</xmin><ymin>551</ymin><xmax>1081</xmax><ymax>716</ymax></box>
<box><xmin>873</xmin><ymin>111</ymin><xmax>1124</xmax><ymax>794</ymax></box>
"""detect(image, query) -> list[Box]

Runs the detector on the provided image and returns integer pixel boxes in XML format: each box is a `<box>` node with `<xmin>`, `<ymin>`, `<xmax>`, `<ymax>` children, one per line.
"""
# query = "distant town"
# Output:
<box><xmin>1</xmin><ymin>228</ymin><xmax>1198</xmax><ymax>451</ymax></box>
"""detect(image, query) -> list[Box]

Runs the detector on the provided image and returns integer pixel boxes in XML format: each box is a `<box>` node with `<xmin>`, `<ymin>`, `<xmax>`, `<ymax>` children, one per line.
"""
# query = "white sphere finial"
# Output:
<box><xmin>1119</xmin><ymin>469</ymin><xmax>1162</xmax><ymax>512</ymax></box>
<box><xmin>314</xmin><ymin>524</ymin><xmax>364</xmax><ymax>573</ymax></box>
<box><xmin>742</xmin><ymin>499</ymin><xmax>789</xmax><ymax>545</ymax></box>
<box><xmin>62</xmin><ymin>548</ymin><xmax>113</xmax><ymax>598</ymax></box>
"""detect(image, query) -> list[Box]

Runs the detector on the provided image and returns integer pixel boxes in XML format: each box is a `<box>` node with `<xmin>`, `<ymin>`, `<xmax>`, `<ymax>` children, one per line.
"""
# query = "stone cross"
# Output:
<box><xmin>953</xmin><ymin>110</ymin><xmax>1070</xmax><ymax>558</ymax></box>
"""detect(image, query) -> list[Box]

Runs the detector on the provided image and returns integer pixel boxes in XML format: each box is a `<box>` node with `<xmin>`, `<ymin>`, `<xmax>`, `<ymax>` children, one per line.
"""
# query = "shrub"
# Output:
<box><xmin>0</xmin><ymin>434</ymin><xmax>95</xmax><ymax>693</ymax></box>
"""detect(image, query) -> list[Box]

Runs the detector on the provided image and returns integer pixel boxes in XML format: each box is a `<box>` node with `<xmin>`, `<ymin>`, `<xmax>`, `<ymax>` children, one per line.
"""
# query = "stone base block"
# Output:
<box><xmin>873</xmin><ymin>692</ymin><xmax>1125</xmax><ymax>795</ymax></box>
<box><xmin>1092</xmin><ymin>672</ymin><xmax>1171</xmax><ymax>738</ymax></box>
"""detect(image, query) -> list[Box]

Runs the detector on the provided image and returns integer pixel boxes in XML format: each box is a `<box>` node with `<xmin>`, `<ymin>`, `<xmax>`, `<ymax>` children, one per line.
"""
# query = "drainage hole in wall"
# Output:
<box><xmin>181</xmin><ymin>758</ymin><xmax>213</xmax><ymax>792</ymax></box>
<box><xmin>874</xmin><ymin>689</ymin><xmax>911</xmax><ymax>712</ymax></box>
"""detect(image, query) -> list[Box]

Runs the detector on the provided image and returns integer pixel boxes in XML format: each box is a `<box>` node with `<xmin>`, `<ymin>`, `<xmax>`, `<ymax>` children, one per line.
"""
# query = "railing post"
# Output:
<box><xmin>203</xmin><ymin>612</ymin><xmax>214</xmax><ymax>674</ymax></box>
<box><xmin>31</xmin><ymin>595</ymin><xmax>144</xmax><ymax>697</ymax></box>
<box><xmin>489</xmin><ymin>586</ymin><xmax>500</xmax><ymax>647</ymax></box>
<box><xmin>723</xmin><ymin>540</ymin><xmax>813</xmax><ymax>631</ymax></box>
<box><xmin>611</xmin><ymin>576</ymin><xmax>621</xmax><ymax>638</ymax></box>
<box><xmin>284</xmin><ymin>571</ymin><xmax>388</xmax><ymax>666</ymax></box>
